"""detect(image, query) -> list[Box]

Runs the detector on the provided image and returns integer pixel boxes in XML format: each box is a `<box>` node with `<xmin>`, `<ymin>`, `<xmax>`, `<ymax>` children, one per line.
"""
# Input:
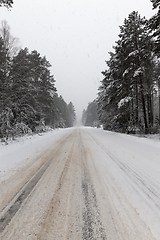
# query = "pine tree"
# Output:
<box><xmin>118</xmin><ymin>12</ymin><xmax>154</xmax><ymax>132</ymax></box>
<box><xmin>0</xmin><ymin>22</ymin><xmax>76</xmax><ymax>138</ymax></box>
<box><xmin>82</xmin><ymin>100</ymin><xmax>99</xmax><ymax>127</ymax></box>
<box><xmin>9</xmin><ymin>48</ymin><xmax>57</xmax><ymax>131</ymax></box>
<box><xmin>67</xmin><ymin>102</ymin><xmax>76</xmax><ymax>127</ymax></box>
<box><xmin>149</xmin><ymin>0</ymin><xmax>160</xmax><ymax>54</ymax></box>
<box><xmin>98</xmin><ymin>12</ymin><xmax>155</xmax><ymax>133</ymax></box>
<box><xmin>0</xmin><ymin>37</ymin><xmax>5</xmax><ymax>110</ymax></box>
<box><xmin>29</xmin><ymin>51</ymin><xmax>57</xmax><ymax>126</ymax></box>
<box><xmin>0</xmin><ymin>22</ymin><xmax>20</xmax><ymax>140</ymax></box>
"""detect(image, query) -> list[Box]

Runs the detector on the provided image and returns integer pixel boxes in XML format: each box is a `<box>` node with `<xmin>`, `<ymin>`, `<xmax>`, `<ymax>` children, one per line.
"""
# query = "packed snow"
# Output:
<box><xmin>0</xmin><ymin>128</ymin><xmax>73</xmax><ymax>182</ymax></box>
<box><xmin>1</xmin><ymin>126</ymin><xmax>160</xmax><ymax>238</ymax></box>
<box><xmin>0</xmin><ymin>127</ymin><xmax>160</xmax><ymax>182</ymax></box>
<box><xmin>84</xmin><ymin>127</ymin><xmax>160</xmax><ymax>238</ymax></box>
<box><xmin>0</xmin><ymin>127</ymin><xmax>160</xmax><ymax>236</ymax></box>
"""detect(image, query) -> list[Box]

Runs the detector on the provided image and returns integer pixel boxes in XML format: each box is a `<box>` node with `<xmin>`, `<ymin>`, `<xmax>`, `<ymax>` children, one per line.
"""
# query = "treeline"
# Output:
<box><xmin>97</xmin><ymin>3</ymin><xmax>160</xmax><ymax>134</ymax></box>
<box><xmin>0</xmin><ymin>0</ymin><xmax>13</xmax><ymax>8</ymax></box>
<box><xmin>0</xmin><ymin>21</ymin><xmax>76</xmax><ymax>141</ymax></box>
<box><xmin>82</xmin><ymin>100</ymin><xmax>99</xmax><ymax>127</ymax></box>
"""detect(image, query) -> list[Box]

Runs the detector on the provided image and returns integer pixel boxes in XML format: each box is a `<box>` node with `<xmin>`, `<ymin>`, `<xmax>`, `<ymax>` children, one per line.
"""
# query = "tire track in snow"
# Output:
<box><xmin>81</xmin><ymin>170</ymin><xmax>107</xmax><ymax>240</ymax></box>
<box><xmin>0</xmin><ymin>157</ymin><xmax>52</xmax><ymax>232</ymax></box>
<box><xmin>87</xmin><ymin>132</ymin><xmax>160</xmax><ymax>208</ymax></box>
<box><xmin>80</xmin><ymin>131</ymin><xmax>107</xmax><ymax>240</ymax></box>
<box><xmin>0</xmin><ymin>132</ymin><xmax>73</xmax><ymax>233</ymax></box>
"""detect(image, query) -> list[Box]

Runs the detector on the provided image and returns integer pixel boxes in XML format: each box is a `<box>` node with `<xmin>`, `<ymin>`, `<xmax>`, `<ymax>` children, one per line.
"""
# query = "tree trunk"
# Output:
<box><xmin>135</xmin><ymin>78</ymin><xmax>139</xmax><ymax>127</ymax></box>
<box><xmin>141</xmin><ymin>92</ymin><xmax>148</xmax><ymax>133</ymax></box>
<box><xmin>139</xmin><ymin>75</ymin><xmax>148</xmax><ymax>133</ymax></box>
<box><xmin>147</xmin><ymin>94</ymin><xmax>153</xmax><ymax>129</ymax></box>
<box><xmin>159</xmin><ymin>90</ymin><xmax>160</xmax><ymax>124</ymax></box>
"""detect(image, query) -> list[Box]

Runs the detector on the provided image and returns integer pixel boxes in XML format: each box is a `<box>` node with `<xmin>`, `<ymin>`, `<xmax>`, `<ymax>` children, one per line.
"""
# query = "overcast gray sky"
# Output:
<box><xmin>0</xmin><ymin>0</ymin><xmax>156</xmax><ymax>120</ymax></box>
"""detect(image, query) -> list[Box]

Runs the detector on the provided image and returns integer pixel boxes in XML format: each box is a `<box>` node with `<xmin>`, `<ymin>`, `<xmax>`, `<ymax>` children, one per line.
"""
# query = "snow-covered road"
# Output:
<box><xmin>0</xmin><ymin>127</ymin><xmax>160</xmax><ymax>239</ymax></box>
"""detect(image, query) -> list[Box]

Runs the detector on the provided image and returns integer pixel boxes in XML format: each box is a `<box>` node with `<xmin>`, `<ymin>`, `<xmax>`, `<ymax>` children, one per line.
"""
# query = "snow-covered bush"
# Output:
<box><xmin>15</xmin><ymin>122</ymin><xmax>32</xmax><ymax>136</ymax></box>
<box><xmin>34</xmin><ymin>118</ymin><xmax>46</xmax><ymax>133</ymax></box>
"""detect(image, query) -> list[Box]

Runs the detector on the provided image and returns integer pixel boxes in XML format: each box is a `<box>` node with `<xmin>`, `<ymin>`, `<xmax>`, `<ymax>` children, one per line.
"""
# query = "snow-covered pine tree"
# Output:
<box><xmin>82</xmin><ymin>100</ymin><xmax>99</xmax><ymax>127</ymax></box>
<box><xmin>9</xmin><ymin>48</ymin><xmax>57</xmax><ymax>131</ymax></box>
<box><xmin>149</xmin><ymin>0</ymin><xmax>160</xmax><ymax>54</ymax></box>
<box><xmin>98</xmin><ymin>11</ymin><xmax>155</xmax><ymax>133</ymax></box>
<box><xmin>67</xmin><ymin>102</ymin><xmax>76</xmax><ymax>127</ymax></box>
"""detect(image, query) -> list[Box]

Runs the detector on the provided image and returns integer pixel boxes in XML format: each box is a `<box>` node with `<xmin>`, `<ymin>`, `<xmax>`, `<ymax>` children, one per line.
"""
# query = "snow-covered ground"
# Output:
<box><xmin>1</xmin><ymin>126</ymin><xmax>160</xmax><ymax>239</ymax></box>
<box><xmin>0</xmin><ymin>127</ymin><xmax>160</xmax><ymax>182</ymax></box>
<box><xmin>0</xmin><ymin>128</ymin><xmax>73</xmax><ymax>182</ymax></box>
<box><xmin>85</xmin><ymin>127</ymin><xmax>160</xmax><ymax>238</ymax></box>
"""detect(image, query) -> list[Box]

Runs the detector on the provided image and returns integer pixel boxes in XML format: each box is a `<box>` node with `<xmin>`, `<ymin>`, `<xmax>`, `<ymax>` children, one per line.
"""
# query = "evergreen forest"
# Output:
<box><xmin>0</xmin><ymin>21</ymin><xmax>76</xmax><ymax>141</ymax></box>
<box><xmin>82</xmin><ymin>100</ymin><xmax>99</xmax><ymax>127</ymax></box>
<box><xmin>97</xmin><ymin>2</ymin><xmax>160</xmax><ymax>134</ymax></box>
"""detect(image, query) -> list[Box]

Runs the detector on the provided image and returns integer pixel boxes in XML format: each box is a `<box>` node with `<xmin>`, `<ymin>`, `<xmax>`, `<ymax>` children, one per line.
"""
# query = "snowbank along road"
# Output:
<box><xmin>0</xmin><ymin>126</ymin><xmax>160</xmax><ymax>239</ymax></box>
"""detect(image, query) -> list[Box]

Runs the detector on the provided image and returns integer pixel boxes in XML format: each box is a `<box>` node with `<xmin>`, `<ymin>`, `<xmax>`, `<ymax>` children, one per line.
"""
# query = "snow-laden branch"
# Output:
<box><xmin>118</xmin><ymin>97</ymin><xmax>132</xmax><ymax>108</ymax></box>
